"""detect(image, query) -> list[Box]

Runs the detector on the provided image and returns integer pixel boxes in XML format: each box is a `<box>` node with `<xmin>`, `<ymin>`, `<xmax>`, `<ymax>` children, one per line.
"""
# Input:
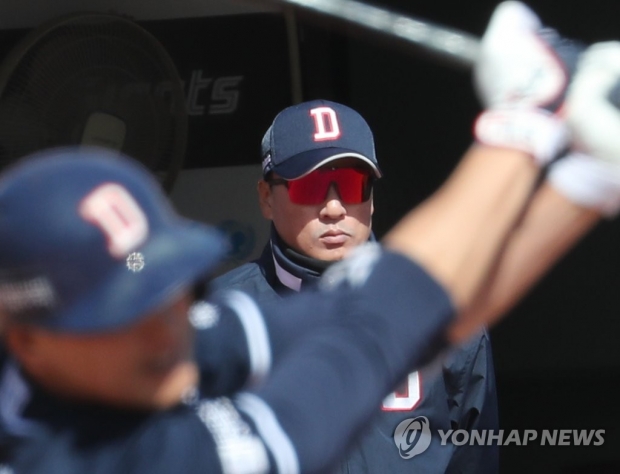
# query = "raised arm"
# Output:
<box><xmin>451</xmin><ymin>42</ymin><xmax>620</xmax><ymax>341</ymax></box>
<box><xmin>383</xmin><ymin>144</ymin><xmax>539</xmax><ymax>311</ymax></box>
<box><xmin>383</xmin><ymin>1</ymin><xmax>573</xmax><ymax>329</ymax></box>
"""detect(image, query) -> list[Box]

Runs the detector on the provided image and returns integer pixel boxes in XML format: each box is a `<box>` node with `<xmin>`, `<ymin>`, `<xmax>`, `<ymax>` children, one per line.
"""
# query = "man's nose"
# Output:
<box><xmin>320</xmin><ymin>184</ymin><xmax>347</xmax><ymax>218</ymax></box>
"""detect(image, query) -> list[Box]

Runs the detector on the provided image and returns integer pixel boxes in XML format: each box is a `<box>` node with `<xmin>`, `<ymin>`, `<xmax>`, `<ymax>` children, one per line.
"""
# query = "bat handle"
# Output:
<box><xmin>275</xmin><ymin>0</ymin><xmax>481</xmax><ymax>69</ymax></box>
<box><xmin>384</xmin><ymin>15</ymin><xmax>480</xmax><ymax>68</ymax></box>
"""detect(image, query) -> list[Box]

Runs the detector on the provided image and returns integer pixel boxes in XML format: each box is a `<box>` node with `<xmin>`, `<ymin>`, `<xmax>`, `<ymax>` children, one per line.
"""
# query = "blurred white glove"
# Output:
<box><xmin>473</xmin><ymin>1</ymin><xmax>577</xmax><ymax>165</ymax></box>
<box><xmin>566</xmin><ymin>42</ymin><xmax>620</xmax><ymax>164</ymax></box>
<box><xmin>548</xmin><ymin>42</ymin><xmax>620</xmax><ymax>217</ymax></box>
<box><xmin>474</xmin><ymin>1</ymin><xmax>569</xmax><ymax>110</ymax></box>
<box><xmin>548</xmin><ymin>152</ymin><xmax>620</xmax><ymax>217</ymax></box>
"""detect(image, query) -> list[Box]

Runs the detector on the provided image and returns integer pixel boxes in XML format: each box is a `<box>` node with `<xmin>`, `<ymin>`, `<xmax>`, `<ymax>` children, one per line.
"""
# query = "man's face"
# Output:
<box><xmin>6</xmin><ymin>290</ymin><xmax>197</xmax><ymax>410</ymax></box>
<box><xmin>259</xmin><ymin>158</ymin><xmax>375</xmax><ymax>261</ymax></box>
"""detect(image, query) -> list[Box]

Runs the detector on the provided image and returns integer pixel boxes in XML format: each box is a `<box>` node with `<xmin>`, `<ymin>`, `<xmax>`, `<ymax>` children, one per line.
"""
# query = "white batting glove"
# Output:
<box><xmin>548</xmin><ymin>152</ymin><xmax>620</xmax><ymax>217</ymax></box>
<box><xmin>566</xmin><ymin>42</ymin><xmax>620</xmax><ymax>164</ymax></box>
<box><xmin>473</xmin><ymin>1</ymin><xmax>575</xmax><ymax>165</ymax></box>
<box><xmin>548</xmin><ymin>42</ymin><xmax>620</xmax><ymax>217</ymax></box>
<box><xmin>474</xmin><ymin>1</ymin><xmax>568</xmax><ymax>109</ymax></box>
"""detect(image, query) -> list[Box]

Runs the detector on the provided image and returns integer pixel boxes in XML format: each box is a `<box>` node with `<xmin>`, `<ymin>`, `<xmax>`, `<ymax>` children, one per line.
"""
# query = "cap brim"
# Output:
<box><xmin>51</xmin><ymin>221</ymin><xmax>227</xmax><ymax>333</ymax></box>
<box><xmin>272</xmin><ymin>148</ymin><xmax>382</xmax><ymax>180</ymax></box>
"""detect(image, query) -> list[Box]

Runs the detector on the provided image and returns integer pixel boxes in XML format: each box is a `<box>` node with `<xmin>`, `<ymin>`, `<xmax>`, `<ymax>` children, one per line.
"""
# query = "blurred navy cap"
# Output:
<box><xmin>0</xmin><ymin>146</ymin><xmax>227</xmax><ymax>333</ymax></box>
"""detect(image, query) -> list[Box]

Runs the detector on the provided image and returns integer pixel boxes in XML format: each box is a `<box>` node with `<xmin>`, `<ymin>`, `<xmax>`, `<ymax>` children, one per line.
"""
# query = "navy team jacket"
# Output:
<box><xmin>211</xmin><ymin>240</ymin><xmax>499</xmax><ymax>474</ymax></box>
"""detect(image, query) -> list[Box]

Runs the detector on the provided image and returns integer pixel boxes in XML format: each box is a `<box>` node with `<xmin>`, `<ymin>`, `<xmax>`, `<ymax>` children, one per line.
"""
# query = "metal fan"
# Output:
<box><xmin>0</xmin><ymin>12</ymin><xmax>187</xmax><ymax>191</ymax></box>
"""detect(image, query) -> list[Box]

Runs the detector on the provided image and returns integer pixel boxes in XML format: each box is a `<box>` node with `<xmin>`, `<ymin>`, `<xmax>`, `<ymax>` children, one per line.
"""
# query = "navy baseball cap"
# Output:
<box><xmin>261</xmin><ymin>99</ymin><xmax>382</xmax><ymax>179</ymax></box>
<box><xmin>0</xmin><ymin>146</ymin><xmax>226</xmax><ymax>333</ymax></box>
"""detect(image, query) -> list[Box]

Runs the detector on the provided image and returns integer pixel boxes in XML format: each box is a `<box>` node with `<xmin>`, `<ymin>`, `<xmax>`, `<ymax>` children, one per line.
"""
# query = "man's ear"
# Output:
<box><xmin>4</xmin><ymin>325</ymin><xmax>42</xmax><ymax>369</ymax></box>
<box><xmin>257</xmin><ymin>180</ymin><xmax>273</xmax><ymax>220</ymax></box>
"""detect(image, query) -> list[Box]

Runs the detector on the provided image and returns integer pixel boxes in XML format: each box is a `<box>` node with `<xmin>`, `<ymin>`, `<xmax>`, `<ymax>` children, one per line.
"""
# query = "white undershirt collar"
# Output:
<box><xmin>272</xmin><ymin>255</ymin><xmax>302</xmax><ymax>292</ymax></box>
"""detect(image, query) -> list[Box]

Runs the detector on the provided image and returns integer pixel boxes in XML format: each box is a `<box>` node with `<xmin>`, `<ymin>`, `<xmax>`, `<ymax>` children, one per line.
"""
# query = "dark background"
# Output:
<box><xmin>290</xmin><ymin>1</ymin><xmax>620</xmax><ymax>472</ymax></box>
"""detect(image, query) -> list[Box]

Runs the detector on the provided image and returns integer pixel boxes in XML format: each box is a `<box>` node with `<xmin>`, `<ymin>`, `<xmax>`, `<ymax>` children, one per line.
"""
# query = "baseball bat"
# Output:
<box><xmin>262</xmin><ymin>0</ymin><xmax>620</xmax><ymax>110</ymax></box>
<box><xmin>257</xmin><ymin>0</ymin><xmax>481</xmax><ymax>69</ymax></box>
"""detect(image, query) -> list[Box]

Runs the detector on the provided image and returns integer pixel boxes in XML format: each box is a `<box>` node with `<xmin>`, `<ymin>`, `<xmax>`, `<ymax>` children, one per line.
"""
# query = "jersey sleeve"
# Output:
<box><xmin>193</xmin><ymin>283</ymin><xmax>357</xmax><ymax>397</ymax></box>
<box><xmin>234</xmin><ymin>247</ymin><xmax>456</xmax><ymax>473</ymax></box>
<box><xmin>192</xmin><ymin>298</ymin><xmax>256</xmax><ymax>397</ymax></box>
<box><xmin>193</xmin><ymin>285</ymin><xmax>344</xmax><ymax>397</ymax></box>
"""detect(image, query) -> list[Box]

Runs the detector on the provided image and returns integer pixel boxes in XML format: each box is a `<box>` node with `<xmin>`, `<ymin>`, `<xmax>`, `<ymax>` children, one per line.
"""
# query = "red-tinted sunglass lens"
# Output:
<box><xmin>334</xmin><ymin>168</ymin><xmax>370</xmax><ymax>203</ymax></box>
<box><xmin>287</xmin><ymin>168</ymin><xmax>372</xmax><ymax>205</ymax></box>
<box><xmin>286</xmin><ymin>172</ymin><xmax>329</xmax><ymax>204</ymax></box>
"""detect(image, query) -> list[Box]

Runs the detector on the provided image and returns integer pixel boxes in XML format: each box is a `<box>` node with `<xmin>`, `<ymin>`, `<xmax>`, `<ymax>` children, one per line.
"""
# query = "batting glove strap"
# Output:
<box><xmin>474</xmin><ymin>108</ymin><xmax>569</xmax><ymax>166</ymax></box>
<box><xmin>548</xmin><ymin>152</ymin><xmax>620</xmax><ymax>217</ymax></box>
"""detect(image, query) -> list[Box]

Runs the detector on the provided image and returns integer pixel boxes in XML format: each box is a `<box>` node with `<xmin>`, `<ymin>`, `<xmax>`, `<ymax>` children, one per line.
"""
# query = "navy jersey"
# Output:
<box><xmin>212</xmin><ymin>241</ymin><xmax>499</xmax><ymax>474</ymax></box>
<box><xmin>0</xmin><ymin>247</ymin><xmax>455</xmax><ymax>474</ymax></box>
<box><xmin>335</xmin><ymin>332</ymin><xmax>498</xmax><ymax>474</ymax></box>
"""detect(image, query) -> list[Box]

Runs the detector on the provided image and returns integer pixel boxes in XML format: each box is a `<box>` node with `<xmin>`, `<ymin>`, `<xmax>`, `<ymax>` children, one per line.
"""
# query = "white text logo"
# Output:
<box><xmin>310</xmin><ymin>106</ymin><xmax>341</xmax><ymax>141</ymax></box>
<box><xmin>185</xmin><ymin>71</ymin><xmax>243</xmax><ymax>116</ymax></box>
<box><xmin>438</xmin><ymin>429</ymin><xmax>605</xmax><ymax>447</ymax></box>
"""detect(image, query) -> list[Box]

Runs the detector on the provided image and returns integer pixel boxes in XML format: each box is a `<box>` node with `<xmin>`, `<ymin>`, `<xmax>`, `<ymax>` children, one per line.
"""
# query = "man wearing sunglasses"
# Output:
<box><xmin>212</xmin><ymin>99</ymin><xmax>499</xmax><ymax>473</ymax></box>
<box><xmin>3</xmin><ymin>2</ymin><xmax>620</xmax><ymax>472</ymax></box>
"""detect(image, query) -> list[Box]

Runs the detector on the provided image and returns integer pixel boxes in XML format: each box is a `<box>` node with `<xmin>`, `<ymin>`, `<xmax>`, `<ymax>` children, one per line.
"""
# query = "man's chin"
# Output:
<box><xmin>314</xmin><ymin>245</ymin><xmax>351</xmax><ymax>262</ymax></box>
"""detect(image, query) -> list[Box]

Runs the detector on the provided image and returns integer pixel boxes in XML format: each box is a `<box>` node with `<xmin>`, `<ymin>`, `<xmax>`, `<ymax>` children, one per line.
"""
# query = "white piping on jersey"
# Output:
<box><xmin>236</xmin><ymin>393</ymin><xmax>300</xmax><ymax>474</ymax></box>
<box><xmin>197</xmin><ymin>397</ymin><xmax>270</xmax><ymax>474</ymax></box>
<box><xmin>0</xmin><ymin>360</ymin><xmax>36</xmax><ymax>436</ymax></box>
<box><xmin>223</xmin><ymin>290</ymin><xmax>272</xmax><ymax>387</ymax></box>
<box><xmin>272</xmin><ymin>255</ymin><xmax>302</xmax><ymax>292</ymax></box>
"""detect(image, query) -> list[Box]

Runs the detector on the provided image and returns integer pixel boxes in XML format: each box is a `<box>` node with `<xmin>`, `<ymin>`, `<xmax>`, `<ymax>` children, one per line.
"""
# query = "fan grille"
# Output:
<box><xmin>0</xmin><ymin>13</ymin><xmax>187</xmax><ymax>190</ymax></box>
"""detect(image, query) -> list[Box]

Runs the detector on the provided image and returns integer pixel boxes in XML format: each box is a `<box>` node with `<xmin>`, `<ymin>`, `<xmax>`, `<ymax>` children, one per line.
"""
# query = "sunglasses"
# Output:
<box><xmin>266</xmin><ymin>167</ymin><xmax>375</xmax><ymax>205</ymax></box>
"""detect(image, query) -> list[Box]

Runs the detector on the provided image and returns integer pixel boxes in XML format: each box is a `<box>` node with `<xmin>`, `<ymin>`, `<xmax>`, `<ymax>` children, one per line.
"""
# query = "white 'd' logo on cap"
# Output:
<box><xmin>80</xmin><ymin>183</ymin><xmax>149</xmax><ymax>259</ymax></box>
<box><xmin>310</xmin><ymin>107</ymin><xmax>341</xmax><ymax>141</ymax></box>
